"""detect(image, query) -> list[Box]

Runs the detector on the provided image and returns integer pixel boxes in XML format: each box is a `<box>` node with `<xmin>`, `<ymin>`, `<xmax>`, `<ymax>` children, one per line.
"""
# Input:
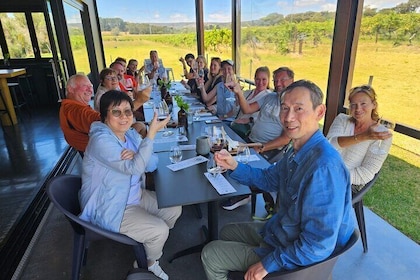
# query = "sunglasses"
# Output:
<box><xmin>109</xmin><ymin>109</ymin><xmax>133</xmax><ymax>118</ymax></box>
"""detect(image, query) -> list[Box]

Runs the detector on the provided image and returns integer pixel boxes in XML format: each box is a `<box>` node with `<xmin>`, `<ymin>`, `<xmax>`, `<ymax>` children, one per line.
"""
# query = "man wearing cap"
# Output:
<box><xmin>199</xmin><ymin>59</ymin><xmax>238</xmax><ymax>118</ymax></box>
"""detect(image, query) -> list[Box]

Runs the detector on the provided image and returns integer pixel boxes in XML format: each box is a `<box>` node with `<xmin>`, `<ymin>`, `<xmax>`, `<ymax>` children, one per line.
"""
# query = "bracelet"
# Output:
<box><xmin>354</xmin><ymin>134</ymin><xmax>358</xmax><ymax>142</ymax></box>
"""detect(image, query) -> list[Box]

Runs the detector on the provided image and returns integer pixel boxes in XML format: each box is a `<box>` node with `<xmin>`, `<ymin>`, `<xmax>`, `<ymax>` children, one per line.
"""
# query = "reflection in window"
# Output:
<box><xmin>32</xmin><ymin>13</ymin><xmax>52</xmax><ymax>58</ymax></box>
<box><xmin>0</xmin><ymin>13</ymin><xmax>34</xmax><ymax>58</ymax></box>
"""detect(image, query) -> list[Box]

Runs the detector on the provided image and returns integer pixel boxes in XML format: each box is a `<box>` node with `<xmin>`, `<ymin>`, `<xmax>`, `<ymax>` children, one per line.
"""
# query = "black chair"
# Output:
<box><xmin>228</xmin><ymin>229</ymin><xmax>359</xmax><ymax>280</ymax></box>
<box><xmin>46</xmin><ymin>174</ymin><xmax>151</xmax><ymax>280</ymax></box>
<box><xmin>352</xmin><ymin>172</ymin><xmax>380</xmax><ymax>253</ymax></box>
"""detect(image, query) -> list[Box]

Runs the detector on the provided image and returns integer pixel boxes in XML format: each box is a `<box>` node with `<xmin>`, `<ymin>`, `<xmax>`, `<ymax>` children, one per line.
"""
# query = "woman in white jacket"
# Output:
<box><xmin>80</xmin><ymin>90</ymin><xmax>181</xmax><ymax>280</ymax></box>
<box><xmin>327</xmin><ymin>85</ymin><xmax>393</xmax><ymax>191</ymax></box>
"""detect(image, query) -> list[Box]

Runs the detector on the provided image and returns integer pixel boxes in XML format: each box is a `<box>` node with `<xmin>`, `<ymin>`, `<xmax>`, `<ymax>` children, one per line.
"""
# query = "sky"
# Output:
<box><xmin>93</xmin><ymin>0</ymin><xmax>407</xmax><ymax>23</ymax></box>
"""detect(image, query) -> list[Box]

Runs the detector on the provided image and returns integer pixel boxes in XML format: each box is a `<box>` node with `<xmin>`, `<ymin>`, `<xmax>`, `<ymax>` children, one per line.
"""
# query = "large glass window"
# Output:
<box><xmin>203</xmin><ymin>0</ymin><xmax>232</xmax><ymax>63</ymax></box>
<box><xmin>353</xmin><ymin>4</ymin><xmax>420</xmax><ymax>157</ymax></box>
<box><xmin>63</xmin><ymin>2</ymin><xmax>89</xmax><ymax>74</ymax></box>
<box><xmin>239</xmin><ymin>0</ymin><xmax>337</xmax><ymax>93</ymax></box>
<box><xmin>32</xmin><ymin>12</ymin><xmax>52</xmax><ymax>58</ymax></box>
<box><xmin>97</xmin><ymin>0</ymin><xmax>197</xmax><ymax>78</ymax></box>
<box><xmin>0</xmin><ymin>13</ymin><xmax>34</xmax><ymax>58</ymax></box>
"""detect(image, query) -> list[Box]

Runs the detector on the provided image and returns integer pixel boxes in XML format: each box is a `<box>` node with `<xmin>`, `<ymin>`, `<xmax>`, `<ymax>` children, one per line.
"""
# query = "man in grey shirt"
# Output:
<box><xmin>236</xmin><ymin>67</ymin><xmax>294</xmax><ymax>155</ymax></box>
<box><xmin>221</xmin><ymin>67</ymin><xmax>295</xmax><ymax>213</ymax></box>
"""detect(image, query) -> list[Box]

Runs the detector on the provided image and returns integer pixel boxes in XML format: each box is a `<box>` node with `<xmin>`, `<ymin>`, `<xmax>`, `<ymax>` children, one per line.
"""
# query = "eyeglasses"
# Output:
<box><xmin>105</xmin><ymin>76</ymin><xmax>118</xmax><ymax>81</ymax></box>
<box><xmin>109</xmin><ymin>109</ymin><xmax>133</xmax><ymax>118</ymax></box>
<box><xmin>273</xmin><ymin>78</ymin><xmax>291</xmax><ymax>83</ymax></box>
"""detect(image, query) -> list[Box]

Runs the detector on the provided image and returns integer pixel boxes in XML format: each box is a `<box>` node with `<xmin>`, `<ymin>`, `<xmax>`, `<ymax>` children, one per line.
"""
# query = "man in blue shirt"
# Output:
<box><xmin>201</xmin><ymin>80</ymin><xmax>355</xmax><ymax>279</ymax></box>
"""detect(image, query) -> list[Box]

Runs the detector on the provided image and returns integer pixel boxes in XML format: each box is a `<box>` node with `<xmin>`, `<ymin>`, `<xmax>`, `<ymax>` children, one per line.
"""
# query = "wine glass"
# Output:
<box><xmin>369</xmin><ymin>119</ymin><xmax>395</xmax><ymax>155</ymax></box>
<box><xmin>207</xmin><ymin>154</ymin><xmax>222</xmax><ymax>178</ymax></box>
<box><xmin>169</xmin><ymin>145</ymin><xmax>183</xmax><ymax>163</ymax></box>
<box><xmin>155</xmin><ymin>100</ymin><xmax>173</xmax><ymax>137</ymax></box>
<box><xmin>138</xmin><ymin>73</ymin><xmax>150</xmax><ymax>91</ymax></box>
<box><xmin>237</xmin><ymin>146</ymin><xmax>250</xmax><ymax>164</ymax></box>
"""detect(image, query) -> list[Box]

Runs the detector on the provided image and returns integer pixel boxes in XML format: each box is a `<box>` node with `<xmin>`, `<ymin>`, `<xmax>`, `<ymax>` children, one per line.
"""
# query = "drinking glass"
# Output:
<box><xmin>206</xmin><ymin>154</ymin><xmax>222</xmax><ymax>178</ymax></box>
<box><xmin>237</xmin><ymin>146</ymin><xmax>250</xmax><ymax>164</ymax></box>
<box><xmin>369</xmin><ymin>119</ymin><xmax>395</xmax><ymax>155</ymax></box>
<box><xmin>169</xmin><ymin>145</ymin><xmax>183</xmax><ymax>163</ymax></box>
<box><xmin>155</xmin><ymin>100</ymin><xmax>173</xmax><ymax>137</ymax></box>
<box><xmin>138</xmin><ymin>73</ymin><xmax>150</xmax><ymax>91</ymax></box>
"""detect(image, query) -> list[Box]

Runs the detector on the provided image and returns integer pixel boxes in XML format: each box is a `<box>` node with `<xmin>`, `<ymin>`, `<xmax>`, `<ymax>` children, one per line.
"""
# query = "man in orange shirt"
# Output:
<box><xmin>59</xmin><ymin>74</ymin><xmax>150</xmax><ymax>155</ymax></box>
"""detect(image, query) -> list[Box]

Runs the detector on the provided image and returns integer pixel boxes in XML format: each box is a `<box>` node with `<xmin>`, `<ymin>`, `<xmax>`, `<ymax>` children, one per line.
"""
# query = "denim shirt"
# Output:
<box><xmin>230</xmin><ymin>130</ymin><xmax>355</xmax><ymax>273</ymax></box>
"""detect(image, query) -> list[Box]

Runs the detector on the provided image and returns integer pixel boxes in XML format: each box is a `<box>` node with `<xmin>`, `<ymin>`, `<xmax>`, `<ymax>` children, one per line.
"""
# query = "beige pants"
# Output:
<box><xmin>120</xmin><ymin>190</ymin><xmax>182</xmax><ymax>261</ymax></box>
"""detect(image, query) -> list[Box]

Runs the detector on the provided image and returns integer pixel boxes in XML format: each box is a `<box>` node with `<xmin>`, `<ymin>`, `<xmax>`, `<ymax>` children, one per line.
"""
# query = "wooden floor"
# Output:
<box><xmin>0</xmin><ymin>104</ymin><xmax>67</xmax><ymax>246</ymax></box>
<box><xmin>1</xmin><ymin>105</ymin><xmax>419</xmax><ymax>280</ymax></box>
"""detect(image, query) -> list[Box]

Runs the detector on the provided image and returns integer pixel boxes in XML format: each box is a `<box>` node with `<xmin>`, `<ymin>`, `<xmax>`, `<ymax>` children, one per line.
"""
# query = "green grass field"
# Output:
<box><xmin>74</xmin><ymin>33</ymin><xmax>419</xmax><ymax>243</ymax></box>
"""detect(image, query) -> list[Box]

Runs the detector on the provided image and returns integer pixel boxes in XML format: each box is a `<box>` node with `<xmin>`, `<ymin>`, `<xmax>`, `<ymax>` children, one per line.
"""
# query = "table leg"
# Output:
<box><xmin>0</xmin><ymin>78</ymin><xmax>18</xmax><ymax>125</ymax></box>
<box><xmin>168</xmin><ymin>201</ymin><xmax>219</xmax><ymax>263</ymax></box>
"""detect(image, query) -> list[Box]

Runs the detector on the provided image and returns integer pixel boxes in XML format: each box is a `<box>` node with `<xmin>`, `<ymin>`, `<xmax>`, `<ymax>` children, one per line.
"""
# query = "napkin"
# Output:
<box><xmin>204</xmin><ymin>172</ymin><xmax>237</xmax><ymax>195</ymax></box>
<box><xmin>167</xmin><ymin>155</ymin><xmax>208</xmax><ymax>172</ymax></box>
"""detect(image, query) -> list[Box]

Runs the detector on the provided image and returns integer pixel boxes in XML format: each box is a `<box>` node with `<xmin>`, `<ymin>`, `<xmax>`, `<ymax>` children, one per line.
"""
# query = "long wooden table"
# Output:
<box><xmin>152</xmin><ymin>120</ymin><xmax>270</xmax><ymax>261</ymax></box>
<box><xmin>0</xmin><ymin>68</ymin><xmax>26</xmax><ymax>125</ymax></box>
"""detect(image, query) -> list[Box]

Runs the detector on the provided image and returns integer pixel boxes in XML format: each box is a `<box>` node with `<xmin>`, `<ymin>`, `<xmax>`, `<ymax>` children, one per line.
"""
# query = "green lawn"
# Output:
<box><xmin>74</xmin><ymin>33</ymin><xmax>420</xmax><ymax>243</ymax></box>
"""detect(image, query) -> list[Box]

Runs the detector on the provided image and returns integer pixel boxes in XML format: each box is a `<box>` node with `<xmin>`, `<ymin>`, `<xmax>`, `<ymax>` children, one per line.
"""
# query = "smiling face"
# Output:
<box><xmin>210</xmin><ymin>59</ymin><xmax>221</xmax><ymax>76</ymax></box>
<box><xmin>67</xmin><ymin>75</ymin><xmax>93</xmax><ymax>105</ymax></box>
<box><xmin>349</xmin><ymin>91</ymin><xmax>376</xmax><ymax>123</ymax></box>
<box><xmin>104</xmin><ymin>100</ymin><xmax>133</xmax><ymax>140</ymax></box>
<box><xmin>111</xmin><ymin>62</ymin><xmax>125</xmax><ymax>81</ymax></box>
<box><xmin>127</xmin><ymin>60</ymin><xmax>138</xmax><ymax>73</ymax></box>
<box><xmin>102</xmin><ymin>74</ymin><xmax>119</xmax><ymax>90</ymax></box>
<box><xmin>280</xmin><ymin>86</ymin><xmax>325</xmax><ymax>151</ymax></box>
<box><xmin>273</xmin><ymin>71</ymin><xmax>293</xmax><ymax>93</ymax></box>
<box><xmin>254</xmin><ymin>71</ymin><xmax>269</xmax><ymax>92</ymax></box>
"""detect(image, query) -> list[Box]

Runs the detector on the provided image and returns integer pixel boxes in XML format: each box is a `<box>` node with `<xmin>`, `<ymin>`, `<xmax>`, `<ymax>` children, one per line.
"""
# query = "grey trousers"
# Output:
<box><xmin>201</xmin><ymin>222</ymin><xmax>265</xmax><ymax>280</ymax></box>
<box><xmin>120</xmin><ymin>190</ymin><xmax>182</xmax><ymax>261</ymax></box>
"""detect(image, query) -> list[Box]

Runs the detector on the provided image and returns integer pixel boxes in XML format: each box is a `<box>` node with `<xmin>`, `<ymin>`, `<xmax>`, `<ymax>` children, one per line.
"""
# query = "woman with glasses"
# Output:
<box><xmin>94</xmin><ymin>68</ymin><xmax>120</xmax><ymax>111</ymax></box>
<box><xmin>80</xmin><ymin>90</ymin><xmax>182</xmax><ymax>280</ymax></box>
<box><xmin>326</xmin><ymin>85</ymin><xmax>393</xmax><ymax>191</ymax></box>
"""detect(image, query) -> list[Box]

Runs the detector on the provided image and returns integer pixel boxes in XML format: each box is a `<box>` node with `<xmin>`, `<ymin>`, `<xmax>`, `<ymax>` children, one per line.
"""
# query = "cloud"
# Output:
<box><xmin>364</xmin><ymin>0</ymin><xmax>404</xmax><ymax>9</ymax></box>
<box><xmin>169</xmin><ymin>13</ymin><xmax>191</xmax><ymax>23</ymax></box>
<box><xmin>321</xmin><ymin>3</ymin><xmax>337</xmax><ymax>12</ymax></box>
<box><xmin>206</xmin><ymin>11</ymin><xmax>231</xmax><ymax>22</ymax></box>
<box><xmin>294</xmin><ymin>0</ymin><xmax>328</xmax><ymax>8</ymax></box>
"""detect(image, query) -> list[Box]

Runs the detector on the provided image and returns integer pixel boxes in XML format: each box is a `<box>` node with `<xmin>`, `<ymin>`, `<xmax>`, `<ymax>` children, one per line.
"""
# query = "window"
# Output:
<box><xmin>0</xmin><ymin>13</ymin><xmax>34</xmax><ymax>58</ymax></box>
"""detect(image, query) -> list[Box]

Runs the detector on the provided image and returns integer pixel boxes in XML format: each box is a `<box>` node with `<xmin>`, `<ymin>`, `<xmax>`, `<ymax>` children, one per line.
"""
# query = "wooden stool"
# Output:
<box><xmin>0</xmin><ymin>89</ymin><xmax>14</xmax><ymax>126</ymax></box>
<box><xmin>8</xmin><ymin>82</ymin><xmax>30</xmax><ymax>120</ymax></box>
<box><xmin>18</xmin><ymin>72</ymin><xmax>37</xmax><ymax>105</ymax></box>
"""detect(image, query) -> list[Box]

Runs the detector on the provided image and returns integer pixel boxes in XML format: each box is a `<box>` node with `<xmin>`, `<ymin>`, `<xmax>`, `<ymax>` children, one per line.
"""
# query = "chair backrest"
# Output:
<box><xmin>228</xmin><ymin>229</ymin><xmax>359</xmax><ymax>280</ymax></box>
<box><xmin>144</xmin><ymin>58</ymin><xmax>163</xmax><ymax>67</ymax></box>
<box><xmin>46</xmin><ymin>174</ymin><xmax>138</xmax><ymax>245</ymax></box>
<box><xmin>352</xmin><ymin>172</ymin><xmax>380</xmax><ymax>204</ymax></box>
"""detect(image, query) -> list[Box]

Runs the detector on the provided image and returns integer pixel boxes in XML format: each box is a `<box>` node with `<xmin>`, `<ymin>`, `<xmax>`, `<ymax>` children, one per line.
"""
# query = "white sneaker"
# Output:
<box><xmin>148</xmin><ymin>261</ymin><xmax>169</xmax><ymax>280</ymax></box>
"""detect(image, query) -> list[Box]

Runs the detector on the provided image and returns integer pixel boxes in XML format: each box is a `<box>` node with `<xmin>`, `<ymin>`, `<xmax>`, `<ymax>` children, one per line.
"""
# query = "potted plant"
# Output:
<box><xmin>174</xmin><ymin>95</ymin><xmax>189</xmax><ymax>129</ymax></box>
<box><xmin>157</xmin><ymin>79</ymin><xmax>172</xmax><ymax>102</ymax></box>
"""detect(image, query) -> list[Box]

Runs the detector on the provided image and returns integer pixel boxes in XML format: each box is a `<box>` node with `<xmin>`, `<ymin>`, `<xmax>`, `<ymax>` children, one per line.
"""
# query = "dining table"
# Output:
<box><xmin>0</xmin><ymin>68</ymin><xmax>26</xmax><ymax>125</ymax></box>
<box><xmin>152</xmin><ymin>95</ymin><xmax>270</xmax><ymax>261</ymax></box>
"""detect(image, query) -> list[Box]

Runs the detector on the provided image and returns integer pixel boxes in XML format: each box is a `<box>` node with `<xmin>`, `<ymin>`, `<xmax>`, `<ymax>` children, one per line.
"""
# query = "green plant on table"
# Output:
<box><xmin>174</xmin><ymin>95</ymin><xmax>189</xmax><ymax>111</ymax></box>
<box><xmin>158</xmin><ymin>79</ymin><xmax>171</xmax><ymax>90</ymax></box>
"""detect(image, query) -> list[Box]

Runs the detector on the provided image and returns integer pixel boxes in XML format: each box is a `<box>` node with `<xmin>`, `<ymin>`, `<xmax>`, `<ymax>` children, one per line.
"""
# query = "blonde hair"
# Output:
<box><xmin>348</xmin><ymin>85</ymin><xmax>380</xmax><ymax>122</ymax></box>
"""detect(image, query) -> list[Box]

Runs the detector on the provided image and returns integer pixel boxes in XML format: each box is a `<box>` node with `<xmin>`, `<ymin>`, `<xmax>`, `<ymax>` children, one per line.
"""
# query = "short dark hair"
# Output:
<box><xmin>281</xmin><ymin>80</ymin><xmax>323</xmax><ymax>109</ymax></box>
<box><xmin>185</xmin><ymin>53</ymin><xmax>195</xmax><ymax>60</ymax></box>
<box><xmin>273</xmin><ymin>67</ymin><xmax>294</xmax><ymax>79</ymax></box>
<box><xmin>114</xmin><ymin>57</ymin><xmax>126</xmax><ymax>64</ymax></box>
<box><xmin>99</xmin><ymin>90</ymin><xmax>133</xmax><ymax>122</ymax></box>
<box><xmin>99</xmin><ymin>68</ymin><xmax>116</xmax><ymax>85</ymax></box>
